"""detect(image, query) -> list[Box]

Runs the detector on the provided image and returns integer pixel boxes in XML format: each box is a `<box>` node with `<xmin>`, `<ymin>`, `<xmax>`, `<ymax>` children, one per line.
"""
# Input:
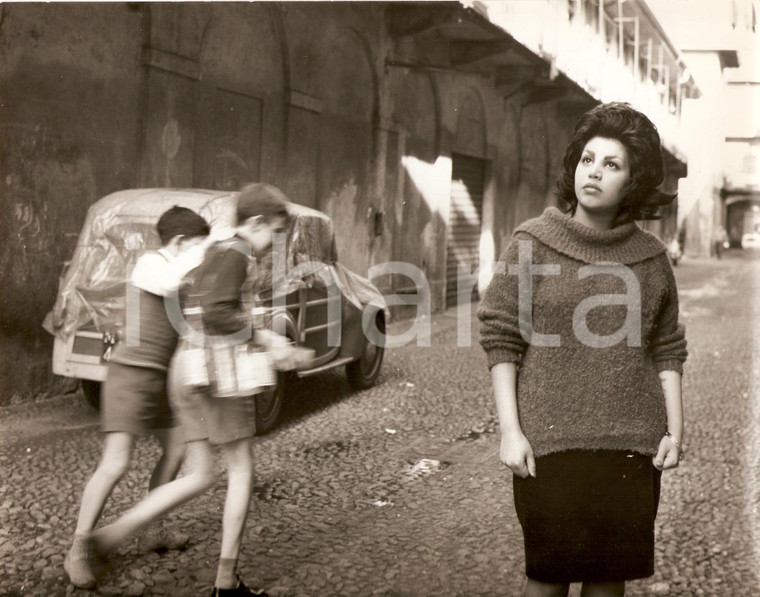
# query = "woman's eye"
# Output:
<box><xmin>606</xmin><ymin>162</ymin><xmax>618</xmax><ymax>170</ymax></box>
<box><xmin>582</xmin><ymin>157</ymin><xmax>592</xmax><ymax>164</ymax></box>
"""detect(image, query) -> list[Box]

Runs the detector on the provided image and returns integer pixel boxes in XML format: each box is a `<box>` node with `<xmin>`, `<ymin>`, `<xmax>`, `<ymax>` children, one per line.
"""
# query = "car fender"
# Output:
<box><xmin>340</xmin><ymin>302</ymin><xmax>383</xmax><ymax>361</ymax></box>
<box><xmin>267</xmin><ymin>308</ymin><xmax>298</xmax><ymax>343</ymax></box>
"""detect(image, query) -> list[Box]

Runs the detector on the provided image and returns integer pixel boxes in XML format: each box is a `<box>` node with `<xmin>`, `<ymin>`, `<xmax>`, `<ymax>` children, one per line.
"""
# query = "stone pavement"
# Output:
<box><xmin>1</xmin><ymin>251</ymin><xmax>758</xmax><ymax>596</ymax></box>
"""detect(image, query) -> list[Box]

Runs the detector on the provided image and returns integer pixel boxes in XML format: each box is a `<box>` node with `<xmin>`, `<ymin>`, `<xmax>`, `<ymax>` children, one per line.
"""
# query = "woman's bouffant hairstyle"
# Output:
<box><xmin>556</xmin><ymin>102</ymin><xmax>676</xmax><ymax>223</ymax></box>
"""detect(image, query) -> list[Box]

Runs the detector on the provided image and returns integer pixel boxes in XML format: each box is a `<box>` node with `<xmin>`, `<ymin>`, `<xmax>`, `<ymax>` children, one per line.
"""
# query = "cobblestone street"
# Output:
<box><xmin>1</xmin><ymin>251</ymin><xmax>759</xmax><ymax>597</ymax></box>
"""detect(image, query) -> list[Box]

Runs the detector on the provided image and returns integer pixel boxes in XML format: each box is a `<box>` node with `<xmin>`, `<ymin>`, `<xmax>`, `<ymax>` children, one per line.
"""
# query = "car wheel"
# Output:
<box><xmin>346</xmin><ymin>312</ymin><xmax>385</xmax><ymax>390</ymax></box>
<box><xmin>254</xmin><ymin>371</ymin><xmax>287</xmax><ymax>435</ymax></box>
<box><xmin>81</xmin><ymin>379</ymin><xmax>102</xmax><ymax>410</ymax></box>
<box><xmin>253</xmin><ymin>310</ymin><xmax>298</xmax><ymax>435</ymax></box>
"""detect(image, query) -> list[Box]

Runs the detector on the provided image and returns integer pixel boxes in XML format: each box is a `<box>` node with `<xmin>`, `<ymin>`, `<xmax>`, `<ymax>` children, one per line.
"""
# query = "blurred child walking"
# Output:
<box><xmin>65</xmin><ymin>206</ymin><xmax>211</xmax><ymax>588</ymax></box>
<box><xmin>83</xmin><ymin>184</ymin><xmax>296</xmax><ymax>596</ymax></box>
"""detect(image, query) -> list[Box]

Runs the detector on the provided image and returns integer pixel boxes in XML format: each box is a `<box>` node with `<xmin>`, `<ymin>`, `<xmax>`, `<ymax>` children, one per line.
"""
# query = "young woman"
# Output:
<box><xmin>478</xmin><ymin>103</ymin><xmax>687</xmax><ymax>597</ymax></box>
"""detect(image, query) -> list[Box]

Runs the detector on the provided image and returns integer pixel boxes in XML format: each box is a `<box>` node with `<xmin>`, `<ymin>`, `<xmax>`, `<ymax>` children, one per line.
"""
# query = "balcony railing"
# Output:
<box><xmin>485</xmin><ymin>0</ymin><xmax>694</xmax><ymax>162</ymax></box>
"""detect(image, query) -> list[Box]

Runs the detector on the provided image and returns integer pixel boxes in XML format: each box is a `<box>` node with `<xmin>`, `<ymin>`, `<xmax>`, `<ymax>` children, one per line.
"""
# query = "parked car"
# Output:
<box><xmin>44</xmin><ymin>189</ymin><xmax>388</xmax><ymax>433</ymax></box>
<box><xmin>741</xmin><ymin>232</ymin><xmax>760</xmax><ymax>250</ymax></box>
<box><xmin>741</xmin><ymin>209</ymin><xmax>760</xmax><ymax>250</ymax></box>
<box><xmin>666</xmin><ymin>237</ymin><xmax>683</xmax><ymax>266</ymax></box>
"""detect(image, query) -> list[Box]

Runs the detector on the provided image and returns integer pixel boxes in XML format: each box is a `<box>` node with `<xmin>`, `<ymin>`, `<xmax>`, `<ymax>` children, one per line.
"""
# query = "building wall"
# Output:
<box><xmin>0</xmin><ymin>3</ymin><xmax>144</xmax><ymax>400</ymax></box>
<box><xmin>0</xmin><ymin>2</ymin><xmax>648</xmax><ymax>402</ymax></box>
<box><xmin>676</xmin><ymin>53</ymin><xmax>723</xmax><ymax>257</ymax></box>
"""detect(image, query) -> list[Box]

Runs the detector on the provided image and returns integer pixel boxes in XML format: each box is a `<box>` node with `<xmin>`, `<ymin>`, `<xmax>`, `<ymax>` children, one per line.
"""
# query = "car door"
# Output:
<box><xmin>298</xmin><ymin>264</ymin><xmax>341</xmax><ymax>367</ymax></box>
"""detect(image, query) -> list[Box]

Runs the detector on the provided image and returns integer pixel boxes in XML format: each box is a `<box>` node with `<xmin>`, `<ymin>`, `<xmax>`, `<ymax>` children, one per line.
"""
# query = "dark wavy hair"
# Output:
<box><xmin>556</xmin><ymin>102</ymin><xmax>676</xmax><ymax>223</ymax></box>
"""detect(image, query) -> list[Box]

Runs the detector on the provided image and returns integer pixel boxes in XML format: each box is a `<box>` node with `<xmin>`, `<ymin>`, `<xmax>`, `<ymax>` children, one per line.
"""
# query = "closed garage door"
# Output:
<box><xmin>446</xmin><ymin>154</ymin><xmax>485</xmax><ymax>309</ymax></box>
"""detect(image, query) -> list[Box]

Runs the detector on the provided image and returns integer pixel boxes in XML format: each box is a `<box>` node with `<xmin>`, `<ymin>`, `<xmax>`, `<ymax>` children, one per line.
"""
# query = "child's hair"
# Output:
<box><xmin>156</xmin><ymin>206</ymin><xmax>210</xmax><ymax>245</ymax></box>
<box><xmin>236</xmin><ymin>183</ymin><xmax>291</xmax><ymax>225</ymax></box>
<box><xmin>556</xmin><ymin>102</ymin><xmax>676</xmax><ymax>222</ymax></box>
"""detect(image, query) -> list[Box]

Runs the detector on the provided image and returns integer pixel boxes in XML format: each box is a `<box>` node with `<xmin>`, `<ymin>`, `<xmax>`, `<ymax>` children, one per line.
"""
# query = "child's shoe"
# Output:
<box><xmin>63</xmin><ymin>533</ymin><xmax>97</xmax><ymax>589</ymax></box>
<box><xmin>137</xmin><ymin>522</ymin><xmax>190</xmax><ymax>552</ymax></box>
<box><xmin>210</xmin><ymin>575</ymin><xmax>269</xmax><ymax>596</ymax></box>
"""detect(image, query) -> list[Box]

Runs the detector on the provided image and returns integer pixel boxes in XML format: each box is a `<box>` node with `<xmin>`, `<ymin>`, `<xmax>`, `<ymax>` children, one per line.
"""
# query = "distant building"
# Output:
<box><xmin>655</xmin><ymin>0</ymin><xmax>758</xmax><ymax>257</ymax></box>
<box><xmin>722</xmin><ymin>143</ymin><xmax>760</xmax><ymax>248</ymax></box>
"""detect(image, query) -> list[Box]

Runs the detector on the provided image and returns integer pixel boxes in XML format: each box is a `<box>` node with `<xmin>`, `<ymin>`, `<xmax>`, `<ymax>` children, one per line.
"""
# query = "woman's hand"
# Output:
<box><xmin>653</xmin><ymin>434</ymin><xmax>682</xmax><ymax>471</ymax></box>
<box><xmin>656</xmin><ymin>370</ymin><xmax>684</xmax><ymax>472</ymax></box>
<box><xmin>489</xmin><ymin>363</ymin><xmax>534</xmax><ymax>478</ymax></box>
<box><xmin>500</xmin><ymin>431</ymin><xmax>536</xmax><ymax>478</ymax></box>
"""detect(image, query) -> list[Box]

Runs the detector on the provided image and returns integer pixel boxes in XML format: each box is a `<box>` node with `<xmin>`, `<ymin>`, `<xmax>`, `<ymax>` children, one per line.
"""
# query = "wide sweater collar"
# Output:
<box><xmin>515</xmin><ymin>207</ymin><xmax>666</xmax><ymax>265</ymax></box>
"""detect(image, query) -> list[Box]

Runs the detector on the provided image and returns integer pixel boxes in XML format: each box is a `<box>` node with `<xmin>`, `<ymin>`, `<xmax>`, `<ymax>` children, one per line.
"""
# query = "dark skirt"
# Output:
<box><xmin>512</xmin><ymin>450</ymin><xmax>662</xmax><ymax>584</ymax></box>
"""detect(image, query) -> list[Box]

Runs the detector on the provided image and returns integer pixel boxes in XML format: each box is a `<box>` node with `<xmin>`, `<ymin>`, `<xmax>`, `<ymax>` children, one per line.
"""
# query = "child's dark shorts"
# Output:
<box><xmin>101</xmin><ymin>362</ymin><xmax>176</xmax><ymax>435</ymax></box>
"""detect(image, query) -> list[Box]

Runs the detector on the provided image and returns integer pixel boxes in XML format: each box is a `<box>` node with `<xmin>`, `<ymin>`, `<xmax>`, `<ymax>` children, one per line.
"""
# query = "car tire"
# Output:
<box><xmin>254</xmin><ymin>372</ymin><xmax>287</xmax><ymax>435</ymax></box>
<box><xmin>81</xmin><ymin>379</ymin><xmax>102</xmax><ymax>410</ymax></box>
<box><xmin>346</xmin><ymin>311</ymin><xmax>385</xmax><ymax>390</ymax></box>
<box><xmin>253</xmin><ymin>310</ymin><xmax>298</xmax><ymax>435</ymax></box>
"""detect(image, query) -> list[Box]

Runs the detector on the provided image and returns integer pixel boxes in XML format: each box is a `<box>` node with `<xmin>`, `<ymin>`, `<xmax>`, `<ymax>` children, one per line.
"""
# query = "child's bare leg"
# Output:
<box><xmin>150</xmin><ymin>426</ymin><xmax>185</xmax><ymax>490</ymax></box>
<box><xmin>580</xmin><ymin>581</ymin><xmax>625</xmax><ymax>597</ymax></box>
<box><xmin>75</xmin><ymin>432</ymin><xmax>134</xmax><ymax>533</ymax></box>
<box><xmin>93</xmin><ymin>439</ymin><xmax>214</xmax><ymax>553</ymax></box>
<box><xmin>139</xmin><ymin>426</ymin><xmax>190</xmax><ymax>551</ymax></box>
<box><xmin>525</xmin><ymin>579</ymin><xmax>570</xmax><ymax>597</ymax></box>
<box><xmin>66</xmin><ymin>432</ymin><xmax>134</xmax><ymax>587</ymax></box>
<box><xmin>215</xmin><ymin>437</ymin><xmax>254</xmax><ymax>589</ymax></box>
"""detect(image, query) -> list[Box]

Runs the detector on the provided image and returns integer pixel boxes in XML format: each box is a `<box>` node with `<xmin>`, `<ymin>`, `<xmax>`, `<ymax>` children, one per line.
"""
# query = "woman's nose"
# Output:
<box><xmin>589</xmin><ymin>165</ymin><xmax>602</xmax><ymax>179</ymax></box>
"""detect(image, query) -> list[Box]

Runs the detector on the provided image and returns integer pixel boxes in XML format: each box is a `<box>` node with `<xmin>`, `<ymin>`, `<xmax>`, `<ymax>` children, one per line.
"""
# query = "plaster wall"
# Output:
<box><xmin>0</xmin><ymin>3</ymin><xmax>144</xmax><ymax>400</ymax></box>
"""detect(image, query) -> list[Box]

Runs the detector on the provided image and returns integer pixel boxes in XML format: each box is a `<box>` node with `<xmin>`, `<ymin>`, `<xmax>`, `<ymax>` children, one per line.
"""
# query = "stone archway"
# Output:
<box><xmin>194</xmin><ymin>3</ymin><xmax>286</xmax><ymax>189</ymax></box>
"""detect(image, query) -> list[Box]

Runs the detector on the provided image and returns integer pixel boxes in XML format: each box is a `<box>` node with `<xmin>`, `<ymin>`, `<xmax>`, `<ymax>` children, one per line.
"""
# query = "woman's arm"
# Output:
<box><xmin>649</xmin><ymin>255</ymin><xmax>688</xmax><ymax>372</ymax></box>
<box><xmin>653</xmin><ymin>369</ymin><xmax>684</xmax><ymax>471</ymax></box>
<box><xmin>491</xmin><ymin>362</ymin><xmax>535</xmax><ymax>478</ymax></box>
<box><xmin>477</xmin><ymin>238</ymin><xmax>530</xmax><ymax>369</ymax></box>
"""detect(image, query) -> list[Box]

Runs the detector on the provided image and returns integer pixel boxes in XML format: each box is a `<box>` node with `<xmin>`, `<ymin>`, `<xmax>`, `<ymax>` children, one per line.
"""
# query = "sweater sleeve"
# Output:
<box><xmin>477</xmin><ymin>238</ymin><xmax>529</xmax><ymax>369</ymax></box>
<box><xmin>647</xmin><ymin>255</ymin><xmax>688</xmax><ymax>374</ymax></box>
<box><xmin>200</xmin><ymin>248</ymin><xmax>249</xmax><ymax>337</ymax></box>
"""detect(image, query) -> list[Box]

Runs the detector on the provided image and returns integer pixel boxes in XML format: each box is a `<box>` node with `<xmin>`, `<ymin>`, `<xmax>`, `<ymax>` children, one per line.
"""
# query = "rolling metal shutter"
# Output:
<box><xmin>446</xmin><ymin>154</ymin><xmax>485</xmax><ymax>309</ymax></box>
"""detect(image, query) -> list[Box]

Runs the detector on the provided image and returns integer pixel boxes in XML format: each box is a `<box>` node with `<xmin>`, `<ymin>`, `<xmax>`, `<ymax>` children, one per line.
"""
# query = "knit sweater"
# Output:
<box><xmin>477</xmin><ymin>207</ymin><xmax>687</xmax><ymax>457</ymax></box>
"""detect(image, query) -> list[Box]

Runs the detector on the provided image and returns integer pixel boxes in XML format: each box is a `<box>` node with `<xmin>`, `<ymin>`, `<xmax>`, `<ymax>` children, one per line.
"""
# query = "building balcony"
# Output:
<box><xmin>484</xmin><ymin>0</ymin><xmax>699</xmax><ymax>163</ymax></box>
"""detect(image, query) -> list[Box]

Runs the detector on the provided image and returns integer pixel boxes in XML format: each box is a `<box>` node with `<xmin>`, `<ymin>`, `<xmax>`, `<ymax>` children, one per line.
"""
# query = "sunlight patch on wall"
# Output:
<box><xmin>401</xmin><ymin>154</ymin><xmax>452</xmax><ymax>217</ymax></box>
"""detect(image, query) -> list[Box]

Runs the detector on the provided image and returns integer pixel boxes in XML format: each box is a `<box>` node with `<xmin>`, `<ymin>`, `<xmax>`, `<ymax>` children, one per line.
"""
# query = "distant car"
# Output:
<box><xmin>44</xmin><ymin>189</ymin><xmax>388</xmax><ymax>433</ymax></box>
<box><xmin>666</xmin><ymin>238</ymin><xmax>683</xmax><ymax>266</ymax></box>
<box><xmin>741</xmin><ymin>233</ymin><xmax>760</xmax><ymax>250</ymax></box>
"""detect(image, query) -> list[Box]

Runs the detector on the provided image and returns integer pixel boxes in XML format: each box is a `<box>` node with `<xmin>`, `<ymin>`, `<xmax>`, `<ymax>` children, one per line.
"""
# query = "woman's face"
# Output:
<box><xmin>574</xmin><ymin>136</ymin><xmax>630</xmax><ymax>218</ymax></box>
